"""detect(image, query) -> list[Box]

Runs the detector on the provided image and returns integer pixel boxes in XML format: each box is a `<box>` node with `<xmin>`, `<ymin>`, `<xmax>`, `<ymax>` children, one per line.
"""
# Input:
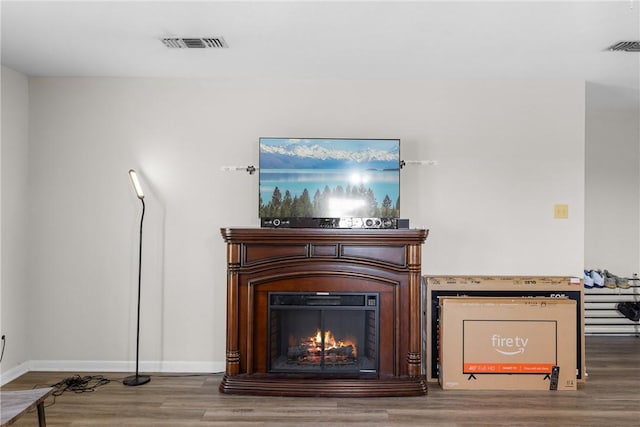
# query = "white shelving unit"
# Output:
<box><xmin>584</xmin><ymin>278</ymin><xmax>639</xmax><ymax>335</ymax></box>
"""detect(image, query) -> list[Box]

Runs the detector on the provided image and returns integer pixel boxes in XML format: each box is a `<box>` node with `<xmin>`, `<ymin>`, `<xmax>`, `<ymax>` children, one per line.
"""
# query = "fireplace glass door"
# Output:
<box><xmin>268</xmin><ymin>292</ymin><xmax>379</xmax><ymax>374</ymax></box>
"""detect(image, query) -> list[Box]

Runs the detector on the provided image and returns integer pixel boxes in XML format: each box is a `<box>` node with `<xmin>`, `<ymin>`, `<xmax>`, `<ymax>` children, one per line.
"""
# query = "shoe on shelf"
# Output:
<box><xmin>602</xmin><ymin>270</ymin><xmax>631</xmax><ymax>289</ymax></box>
<box><xmin>603</xmin><ymin>270</ymin><xmax>618</xmax><ymax>289</ymax></box>
<box><xmin>590</xmin><ymin>270</ymin><xmax>605</xmax><ymax>288</ymax></box>
<box><xmin>616</xmin><ymin>276</ymin><xmax>631</xmax><ymax>289</ymax></box>
<box><xmin>617</xmin><ymin>301</ymin><xmax>640</xmax><ymax>322</ymax></box>
<box><xmin>584</xmin><ymin>270</ymin><xmax>594</xmax><ymax>288</ymax></box>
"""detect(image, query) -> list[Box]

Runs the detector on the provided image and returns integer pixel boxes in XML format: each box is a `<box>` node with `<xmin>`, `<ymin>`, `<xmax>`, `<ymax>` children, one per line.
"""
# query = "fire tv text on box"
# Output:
<box><xmin>463</xmin><ymin>320</ymin><xmax>557</xmax><ymax>374</ymax></box>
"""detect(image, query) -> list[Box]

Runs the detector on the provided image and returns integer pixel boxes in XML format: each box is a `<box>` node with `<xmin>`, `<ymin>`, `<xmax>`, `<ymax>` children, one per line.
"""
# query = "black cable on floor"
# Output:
<box><xmin>26</xmin><ymin>374</ymin><xmax>113</xmax><ymax>410</ymax></box>
<box><xmin>50</xmin><ymin>374</ymin><xmax>111</xmax><ymax>396</ymax></box>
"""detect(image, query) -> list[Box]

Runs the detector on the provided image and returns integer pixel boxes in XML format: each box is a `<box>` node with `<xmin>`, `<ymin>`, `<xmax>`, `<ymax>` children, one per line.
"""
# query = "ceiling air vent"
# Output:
<box><xmin>161</xmin><ymin>37</ymin><xmax>228</xmax><ymax>49</ymax></box>
<box><xmin>607</xmin><ymin>41</ymin><xmax>640</xmax><ymax>52</ymax></box>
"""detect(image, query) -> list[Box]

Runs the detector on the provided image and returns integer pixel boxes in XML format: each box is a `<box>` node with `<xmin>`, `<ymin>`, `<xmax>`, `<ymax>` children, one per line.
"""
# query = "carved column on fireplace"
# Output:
<box><xmin>219</xmin><ymin>227</ymin><xmax>429</xmax><ymax>397</ymax></box>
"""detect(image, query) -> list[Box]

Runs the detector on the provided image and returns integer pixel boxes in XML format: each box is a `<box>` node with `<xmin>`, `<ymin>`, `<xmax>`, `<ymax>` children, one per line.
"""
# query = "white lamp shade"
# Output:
<box><xmin>128</xmin><ymin>169</ymin><xmax>145</xmax><ymax>199</ymax></box>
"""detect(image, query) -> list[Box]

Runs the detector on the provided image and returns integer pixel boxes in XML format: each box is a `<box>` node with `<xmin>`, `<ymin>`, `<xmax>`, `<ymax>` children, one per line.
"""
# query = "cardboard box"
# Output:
<box><xmin>438</xmin><ymin>297</ymin><xmax>577</xmax><ymax>391</ymax></box>
<box><xmin>427</xmin><ymin>276</ymin><xmax>581</xmax><ymax>286</ymax></box>
<box><xmin>423</xmin><ymin>276</ymin><xmax>585</xmax><ymax>383</ymax></box>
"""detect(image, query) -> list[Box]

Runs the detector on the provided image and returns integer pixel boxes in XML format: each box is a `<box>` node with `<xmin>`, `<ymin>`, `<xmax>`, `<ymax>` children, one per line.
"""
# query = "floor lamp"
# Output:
<box><xmin>124</xmin><ymin>169</ymin><xmax>151</xmax><ymax>386</ymax></box>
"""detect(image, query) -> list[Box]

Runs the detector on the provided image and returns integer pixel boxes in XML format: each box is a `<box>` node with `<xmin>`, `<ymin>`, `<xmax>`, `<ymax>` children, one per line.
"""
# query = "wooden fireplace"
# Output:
<box><xmin>219</xmin><ymin>227</ymin><xmax>428</xmax><ymax>397</ymax></box>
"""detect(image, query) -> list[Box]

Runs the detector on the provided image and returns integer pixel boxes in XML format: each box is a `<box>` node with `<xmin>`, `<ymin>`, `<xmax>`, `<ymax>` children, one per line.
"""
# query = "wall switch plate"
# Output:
<box><xmin>554</xmin><ymin>204</ymin><xmax>569</xmax><ymax>219</ymax></box>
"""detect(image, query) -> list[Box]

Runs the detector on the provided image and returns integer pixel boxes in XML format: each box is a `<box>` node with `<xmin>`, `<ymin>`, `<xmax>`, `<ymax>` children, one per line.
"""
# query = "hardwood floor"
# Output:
<box><xmin>3</xmin><ymin>336</ymin><xmax>639</xmax><ymax>426</ymax></box>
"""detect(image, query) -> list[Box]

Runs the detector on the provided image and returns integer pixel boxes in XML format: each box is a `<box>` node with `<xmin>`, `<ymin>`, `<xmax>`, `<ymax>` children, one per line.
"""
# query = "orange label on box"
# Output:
<box><xmin>464</xmin><ymin>363</ymin><xmax>554</xmax><ymax>374</ymax></box>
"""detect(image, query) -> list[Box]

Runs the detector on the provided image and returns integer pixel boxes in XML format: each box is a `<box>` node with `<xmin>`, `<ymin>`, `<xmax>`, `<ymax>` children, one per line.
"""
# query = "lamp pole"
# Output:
<box><xmin>124</xmin><ymin>170</ymin><xmax>150</xmax><ymax>386</ymax></box>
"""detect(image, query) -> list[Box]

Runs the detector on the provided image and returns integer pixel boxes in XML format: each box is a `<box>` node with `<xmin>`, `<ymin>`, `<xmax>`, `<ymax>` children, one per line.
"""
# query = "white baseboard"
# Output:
<box><xmin>0</xmin><ymin>361</ymin><xmax>30</xmax><ymax>386</ymax></box>
<box><xmin>2</xmin><ymin>360</ymin><xmax>225</xmax><ymax>385</ymax></box>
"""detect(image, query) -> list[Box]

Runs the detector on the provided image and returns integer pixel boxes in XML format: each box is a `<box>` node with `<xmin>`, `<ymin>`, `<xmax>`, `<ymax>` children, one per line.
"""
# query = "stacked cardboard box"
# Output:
<box><xmin>424</xmin><ymin>276</ymin><xmax>585</xmax><ymax>383</ymax></box>
<box><xmin>439</xmin><ymin>297</ymin><xmax>577</xmax><ymax>391</ymax></box>
<box><xmin>427</xmin><ymin>276</ymin><xmax>581</xmax><ymax>286</ymax></box>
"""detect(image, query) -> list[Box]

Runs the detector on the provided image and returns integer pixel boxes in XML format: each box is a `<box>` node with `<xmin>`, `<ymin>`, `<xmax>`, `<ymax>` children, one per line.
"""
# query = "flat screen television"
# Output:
<box><xmin>259</xmin><ymin>137</ymin><xmax>401</xmax><ymax>219</ymax></box>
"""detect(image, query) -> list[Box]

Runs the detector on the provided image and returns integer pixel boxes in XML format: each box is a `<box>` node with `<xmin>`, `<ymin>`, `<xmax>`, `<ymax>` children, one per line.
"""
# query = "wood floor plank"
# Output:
<box><xmin>2</xmin><ymin>336</ymin><xmax>639</xmax><ymax>426</ymax></box>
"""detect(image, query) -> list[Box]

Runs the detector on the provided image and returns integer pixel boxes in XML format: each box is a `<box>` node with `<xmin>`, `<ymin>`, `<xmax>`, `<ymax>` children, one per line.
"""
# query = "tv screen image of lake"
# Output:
<box><xmin>259</xmin><ymin>138</ymin><xmax>400</xmax><ymax>218</ymax></box>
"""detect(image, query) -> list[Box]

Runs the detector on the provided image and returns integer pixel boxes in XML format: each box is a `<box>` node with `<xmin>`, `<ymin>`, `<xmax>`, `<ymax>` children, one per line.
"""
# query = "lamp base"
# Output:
<box><xmin>123</xmin><ymin>374</ymin><xmax>151</xmax><ymax>386</ymax></box>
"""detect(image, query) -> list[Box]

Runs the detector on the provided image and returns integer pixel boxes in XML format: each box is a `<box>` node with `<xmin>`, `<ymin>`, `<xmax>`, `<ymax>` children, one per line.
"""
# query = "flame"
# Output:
<box><xmin>309</xmin><ymin>328</ymin><xmax>357</xmax><ymax>358</ymax></box>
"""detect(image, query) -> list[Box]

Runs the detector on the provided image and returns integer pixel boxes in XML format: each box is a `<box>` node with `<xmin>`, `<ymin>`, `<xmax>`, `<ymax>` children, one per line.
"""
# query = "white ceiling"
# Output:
<box><xmin>2</xmin><ymin>0</ymin><xmax>639</xmax><ymax>110</ymax></box>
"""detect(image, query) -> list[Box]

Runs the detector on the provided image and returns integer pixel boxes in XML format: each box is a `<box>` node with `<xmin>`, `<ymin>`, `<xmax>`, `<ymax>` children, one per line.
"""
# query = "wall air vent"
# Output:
<box><xmin>161</xmin><ymin>37</ymin><xmax>228</xmax><ymax>49</ymax></box>
<box><xmin>607</xmin><ymin>41</ymin><xmax>640</xmax><ymax>52</ymax></box>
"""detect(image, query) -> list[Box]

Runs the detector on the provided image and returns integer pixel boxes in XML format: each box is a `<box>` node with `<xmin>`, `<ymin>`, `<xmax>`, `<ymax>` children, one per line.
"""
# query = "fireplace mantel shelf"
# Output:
<box><xmin>220</xmin><ymin>227</ymin><xmax>428</xmax><ymax>397</ymax></box>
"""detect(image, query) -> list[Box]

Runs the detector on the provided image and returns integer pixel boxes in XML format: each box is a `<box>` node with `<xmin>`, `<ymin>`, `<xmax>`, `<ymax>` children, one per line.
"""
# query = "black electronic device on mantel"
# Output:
<box><xmin>258</xmin><ymin>137</ymin><xmax>401</xmax><ymax>228</ymax></box>
<box><xmin>260</xmin><ymin>217</ymin><xmax>401</xmax><ymax>229</ymax></box>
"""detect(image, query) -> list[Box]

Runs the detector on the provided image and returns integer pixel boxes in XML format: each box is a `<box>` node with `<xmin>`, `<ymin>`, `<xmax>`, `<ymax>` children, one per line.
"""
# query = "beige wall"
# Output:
<box><xmin>4</xmin><ymin>76</ymin><xmax>586</xmax><ymax>374</ymax></box>
<box><xmin>585</xmin><ymin>108</ymin><xmax>640</xmax><ymax>276</ymax></box>
<box><xmin>1</xmin><ymin>66</ymin><xmax>31</xmax><ymax>381</ymax></box>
